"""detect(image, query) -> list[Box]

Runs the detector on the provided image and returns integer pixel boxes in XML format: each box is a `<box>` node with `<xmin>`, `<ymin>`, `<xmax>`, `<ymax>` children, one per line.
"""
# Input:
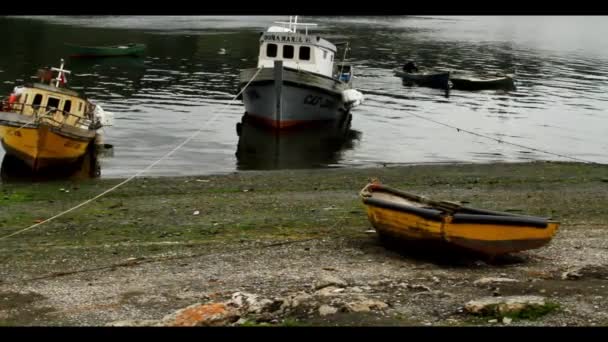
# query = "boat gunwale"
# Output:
<box><xmin>362</xmin><ymin>183</ymin><xmax>558</xmax><ymax>228</ymax></box>
<box><xmin>394</xmin><ymin>69</ymin><xmax>451</xmax><ymax>78</ymax></box>
<box><xmin>362</xmin><ymin>196</ymin><xmax>444</xmax><ymax>221</ymax></box>
<box><xmin>240</xmin><ymin>65</ymin><xmax>349</xmax><ymax>86</ymax></box>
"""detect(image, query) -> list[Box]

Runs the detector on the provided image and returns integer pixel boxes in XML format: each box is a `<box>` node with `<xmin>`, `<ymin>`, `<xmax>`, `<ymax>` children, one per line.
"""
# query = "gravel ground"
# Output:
<box><xmin>0</xmin><ymin>162</ymin><xmax>607</xmax><ymax>326</ymax></box>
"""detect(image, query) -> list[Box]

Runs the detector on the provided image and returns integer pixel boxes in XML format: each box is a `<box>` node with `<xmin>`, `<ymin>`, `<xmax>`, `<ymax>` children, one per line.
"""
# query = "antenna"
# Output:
<box><xmin>274</xmin><ymin>16</ymin><xmax>317</xmax><ymax>35</ymax></box>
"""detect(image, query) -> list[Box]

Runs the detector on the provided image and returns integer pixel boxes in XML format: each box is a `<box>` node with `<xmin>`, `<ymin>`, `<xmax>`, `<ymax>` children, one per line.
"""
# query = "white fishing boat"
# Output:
<box><xmin>239</xmin><ymin>16</ymin><xmax>363</xmax><ymax>129</ymax></box>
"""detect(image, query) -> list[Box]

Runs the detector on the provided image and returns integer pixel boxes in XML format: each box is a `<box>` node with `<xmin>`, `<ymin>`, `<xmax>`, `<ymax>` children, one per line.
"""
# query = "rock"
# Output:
<box><xmin>344</xmin><ymin>298</ymin><xmax>388</xmax><ymax>313</ymax></box>
<box><xmin>193</xmin><ymin>210</ymin><xmax>200</xmax><ymax>215</ymax></box>
<box><xmin>473</xmin><ymin>277</ymin><xmax>519</xmax><ymax>286</ymax></box>
<box><xmin>503</xmin><ymin>317</ymin><xmax>512</xmax><ymax>325</ymax></box>
<box><xmin>431</xmin><ymin>276</ymin><xmax>440</xmax><ymax>284</ymax></box>
<box><xmin>414</xmin><ymin>290</ymin><xmax>454</xmax><ymax>299</ymax></box>
<box><xmin>254</xmin><ymin>312</ymin><xmax>275</xmax><ymax>322</ymax></box>
<box><xmin>315</xmin><ymin>274</ymin><xmax>347</xmax><ymax>290</ymax></box>
<box><xmin>315</xmin><ymin>286</ymin><xmax>344</xmax><ymax>297</ymax></box>
<box><xmin>488</xmin><ymin>319</ymin><xmax>498</xmax><ymax>323</ymax></box>
<box><xmin>318</xmin><ymin>305</ymin><xmax>338</xmax><ymax>316</ymax></box>
<box><xmin>162</xmin><ymin>302</ymin><xmax>240</xmax><ymax>327</ymax></box>
<box><xmin>561</xmin><ymin>270</ymin><xmax>582</xmax><ymax>280</ymax></box>
<box><xmin>350</xmin><ymin>287</ymin><xmax>364</xmax><ymax>293</ymax></box>
<box><xmin>407</xmin><ymin>284</ymin><xmax>432</xmax><ymax>292</ymax></box>
<box><xmin>464</xmin><ymin>296</ymin><xmax>548</xmax><ymax>317</ymax></box>
<box><xmin>230</xmin><ymin>292</ymin><xmax>274</xmax><ymax>314</ymax></box>
<box><xmin>562</xmin><ymin>265</ymin><xmax>608</xmax><ymax>280</ymax></box>
<box><xmin>369</xmin><ymin>279</ymin><xmax>392</xmax><ymax>287</ymax></box>
<box><xmin>106</xmin><ymin>320</ymin><xmax>161</xmax><ymax>327</ymax></box>
<box><xmin>282</xmin><ymin>292</ymin><xmax>313</xmax><ymax>309</ymax></box>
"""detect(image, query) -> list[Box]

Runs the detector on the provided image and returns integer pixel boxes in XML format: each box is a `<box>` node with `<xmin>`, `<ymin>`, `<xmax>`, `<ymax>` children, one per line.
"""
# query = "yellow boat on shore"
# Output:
<box><xmin>360</xmin><ymin>181</ymin><xmax>559</xmax><ymax>257</ymax></box>
<box><xmin>0</xmin><ymin>59</ymin><xmax>112</xmax><ymax>171</ymax></box>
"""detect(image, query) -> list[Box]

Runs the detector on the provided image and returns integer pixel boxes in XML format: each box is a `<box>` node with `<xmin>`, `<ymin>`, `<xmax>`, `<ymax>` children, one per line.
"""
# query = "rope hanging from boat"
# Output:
<box><xmin>7</xmin><ymin>109</ymin><xmax>55</xmax><ymax>132</ymax></box>
<box><xmin>362</xmin><ymin>92</ymin><xmax>603</xmax><ymax>165</ymax></box>
<box><xmin>0</xmin><ymin>67</ymin><xmax>264</xmax><ymax>241</ymax></box>
<box><xmin>398</xmin><ymin>108</ymin><xmax>603</xmax><ymax>165</ymax></box>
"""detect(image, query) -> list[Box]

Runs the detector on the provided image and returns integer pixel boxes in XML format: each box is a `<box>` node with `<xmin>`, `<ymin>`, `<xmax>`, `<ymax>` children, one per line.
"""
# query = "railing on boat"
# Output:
<box><xmin>0</xmin><ymin>100</ymin><xmax>98</xmax><ymax>130</ymax></box>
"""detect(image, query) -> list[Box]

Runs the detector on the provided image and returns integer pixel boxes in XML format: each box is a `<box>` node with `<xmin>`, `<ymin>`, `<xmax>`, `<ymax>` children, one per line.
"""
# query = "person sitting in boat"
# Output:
<box><xmin>37</xmin><ymin>68</ymin><xmax>53</xmax><ymax>84</ymax></box>
<box><xmin>402</xmin><ymin>61</ymin><xmax>419</xmax><ymax>73</ymax></box>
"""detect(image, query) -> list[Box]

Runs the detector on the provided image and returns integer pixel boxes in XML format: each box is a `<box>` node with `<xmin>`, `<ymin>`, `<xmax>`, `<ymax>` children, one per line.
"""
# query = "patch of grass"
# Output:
<box><xmin>508</xmin><ymin>302</ymin><xmax>561</xmax><ymax>320</ymax></box>
<box><xmin>0</xmin><ymin>191</ymin><xmax>31</xmax><ymax>204</ymax></box>
<box><xmin>280</xmin><ymin>318</ymin><xmax>310</xmax><ymax>327</ymax></box>
<box><xmin>239</xmin><ymin>320</ymin><xmax>271</xmax><ymax>327</ymax></box>
<box><xmin>471</xmin><ymin>301</ymin><xmax>561</xmax><ymax>321</ymax></box>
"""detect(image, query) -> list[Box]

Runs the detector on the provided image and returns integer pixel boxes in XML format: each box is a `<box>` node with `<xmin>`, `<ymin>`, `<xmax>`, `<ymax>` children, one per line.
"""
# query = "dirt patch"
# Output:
<box><xmin>0</xmin><ymin>291</ymin><xmax>57</xmax><ymax>326</ymax></box>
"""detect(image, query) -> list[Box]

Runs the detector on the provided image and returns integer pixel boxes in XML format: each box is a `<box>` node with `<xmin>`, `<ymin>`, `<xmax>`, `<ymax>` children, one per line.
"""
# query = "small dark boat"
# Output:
<box><xmin>450</xmin><ymin>74</ymin><xmax>516</xmax><ymax>91</ymax></box>
<box><xmin>66</xmin><ymin>43</ymin><xmax>146</xmax><ymax>58</ymax></box>
<box><xmin>394</xmin><ymin>70</ymin><xmax>451</xmax><ymax>90</ymax></box>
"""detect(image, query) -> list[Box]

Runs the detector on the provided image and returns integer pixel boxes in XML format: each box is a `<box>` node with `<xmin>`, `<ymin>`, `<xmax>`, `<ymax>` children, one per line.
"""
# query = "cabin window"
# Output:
<box><xmin>64</xmin><ymin>100</ymin><xmax>72</xmax><ymax>114</ymax></box>
<box><xmin>78</xmin><ymin>102</ymin><xmax>83</xmax><ymax>112</ymax></box>
<box><xmin>323</xmin><ymin>50</ymin><xmax>327</xmax><ymax>59</ymax></box>
<box><xmin>32</xmin><ymin>94</ymin><xmax>43</xmax><ymax>108</ymax></box>
<box><xmin>266</xmin><ymin>43</ymin><xmax>278</xmax><ymax>57</ymax></box>
<box><xmin>47</xmin><ymin>97</ymin><xmax>60</xmax><ymax>111</ymax></box>
<box><xmin>283</xmin><ymin>45</ymin><xmax>294</xmax><ymax>59</ymax></box>
<box><xmin>299</xmin><ymin>46</ymin><xmax>311</xmax><ymax>61</ymax></box>
<box><xmin>331</xmin><ymin>54</ymin><xmax>333</xmax><ymax>61</ymax></box>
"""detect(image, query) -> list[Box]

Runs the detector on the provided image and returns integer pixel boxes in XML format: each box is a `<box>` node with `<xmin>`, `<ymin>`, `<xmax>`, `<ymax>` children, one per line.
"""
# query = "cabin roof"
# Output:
<box><xmin>259</xmin><ymin>31</ymin><xmax>336</xmax><ymax>53</ymax></box>
<box><xmin>28</xmin><ymin>82</ymin><xmax>84</xmax><ymax>99</ymax></box>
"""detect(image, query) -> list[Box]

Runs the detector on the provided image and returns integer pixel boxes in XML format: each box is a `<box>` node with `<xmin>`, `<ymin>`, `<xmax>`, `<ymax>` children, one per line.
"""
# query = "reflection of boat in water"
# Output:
<box><xmin>235</xmin><ymin>114</ymin><xmax>360</xmax><ymax>170</ymax></box>
<box><xmin>239</xmin><ymin>16</ymin><xmax>364</xmax><ymax>130</ymax></box>
<box><xmin>66</xmin><ymin>43</ymin><xmax>146</xmax><ymax>58</ymax></box>
<box><xmin>0</xmin><ymin>59</ymin><xmax>113</xmax><ymax>172</ymax></box>
<box><xmin>68</xmin><ymin>55</ymin><xmax>147</xmax><ymax>69</ymax></box>
<box><xmin>360</xmin><ymin>182</ymin><xmax>559</xmax><ymax>258</ymax></box>
<box><xmin>450</xmin><ymin>73</ymin><xmax>516</xmax><ymax>91</ymax></box>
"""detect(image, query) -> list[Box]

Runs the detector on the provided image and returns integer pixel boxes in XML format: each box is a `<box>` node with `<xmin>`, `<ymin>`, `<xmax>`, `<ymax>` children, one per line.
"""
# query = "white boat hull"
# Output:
<box><xmin>239</xmin><ymin>67</ymin><xmax>351</xmax><ymax>129</ymax></box>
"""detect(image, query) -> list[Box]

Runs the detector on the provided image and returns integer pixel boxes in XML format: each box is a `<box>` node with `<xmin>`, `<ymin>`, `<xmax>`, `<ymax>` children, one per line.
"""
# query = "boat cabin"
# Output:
<box><xmin>257</xmin><ymin>17</ymin><xmax>338</xmax><ymax>78</ymax></box>
<box><xmin>1</xmin><ymin>60</ymin><xmax>95</xmax><ymax>129</ymax></box>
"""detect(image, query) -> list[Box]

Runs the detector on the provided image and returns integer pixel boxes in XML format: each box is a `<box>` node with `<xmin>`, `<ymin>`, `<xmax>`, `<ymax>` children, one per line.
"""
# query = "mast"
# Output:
<box><xmin>50</xmin><ymin>59</ymin><xmax>71</xmax><ymax>88</ymax></box>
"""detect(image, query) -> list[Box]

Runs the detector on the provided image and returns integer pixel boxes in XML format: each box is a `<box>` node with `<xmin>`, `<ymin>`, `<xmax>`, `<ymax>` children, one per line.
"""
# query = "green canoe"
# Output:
<box><xmin>66</xmin><ymin>43</ymin><xmax>146</xmax><ymax>58</ymax></box>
